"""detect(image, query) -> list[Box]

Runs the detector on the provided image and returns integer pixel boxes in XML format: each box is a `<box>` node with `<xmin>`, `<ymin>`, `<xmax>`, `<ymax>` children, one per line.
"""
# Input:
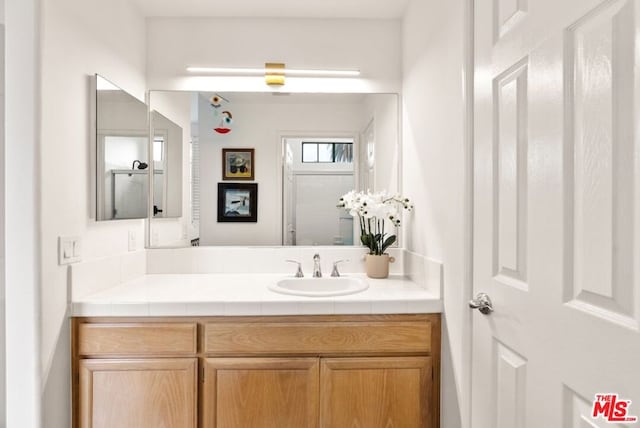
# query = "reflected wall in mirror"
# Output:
<box><xmin>94</xmin><ymin>74</ymin><xmax>149</xmax><ymax>220</ymax></box>
<box><xmin>147</xmin><ymin>91</ymin><xmax>399</xmax><ymax>247</ymax></box>
<box><xmin>151</xmin><ymin>110</ymin><xmax>183</xmax><ymax>218</ymax></box>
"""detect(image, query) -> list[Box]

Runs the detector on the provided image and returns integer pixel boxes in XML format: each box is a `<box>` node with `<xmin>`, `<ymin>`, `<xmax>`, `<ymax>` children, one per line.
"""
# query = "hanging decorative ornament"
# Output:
<box><xmin>208</xmin><ymin>93</ymin><xmax>234</xmax><ymax>135</ymax></box>
<box><xmin>210</xmin><ymin>95</ymin><xmax>222</xmax><ymax>109</ymax></box>
<box><xmin>214</xmin><ymin>110</ymin><xmax>233</xmax><ymax>134</ymax></box>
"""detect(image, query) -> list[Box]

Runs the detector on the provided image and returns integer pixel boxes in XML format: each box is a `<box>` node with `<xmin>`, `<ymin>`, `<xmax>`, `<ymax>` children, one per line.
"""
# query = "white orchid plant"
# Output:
<box><xmin>337</xmin><ymin>190</ymin><xmax>413</xmax><ymax>255</ymax></box>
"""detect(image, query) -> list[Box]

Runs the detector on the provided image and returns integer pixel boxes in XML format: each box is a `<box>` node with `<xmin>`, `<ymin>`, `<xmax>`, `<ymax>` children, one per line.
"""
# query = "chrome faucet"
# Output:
<box><xmin>286</xmin><ymin>260</ymin><xmax>304</xmax><ymax>278</ymax></box>
<box><xmin>312</xmin><ymin>254</ymin><xmax>322</xmax><ymax>278</ymax></box>
<box><xmin>331</xmin><ymin>260</ymin><xmax>349</xmax><ymax>277</ymax></box>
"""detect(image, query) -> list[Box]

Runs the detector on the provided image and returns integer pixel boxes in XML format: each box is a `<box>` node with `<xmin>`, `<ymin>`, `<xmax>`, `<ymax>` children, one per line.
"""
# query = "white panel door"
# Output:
<box><xmin>473</xmin><ymin>0</ymin><xmax>640</xmax><ymax>427</ymax></box>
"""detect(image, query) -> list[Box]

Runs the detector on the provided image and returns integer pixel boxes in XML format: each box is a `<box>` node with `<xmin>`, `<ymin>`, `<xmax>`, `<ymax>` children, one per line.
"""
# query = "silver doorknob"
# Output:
<box><xmin>469</xmin><ymin>293</ymin><xmax>493</xmax><ymax>315</ymax></box>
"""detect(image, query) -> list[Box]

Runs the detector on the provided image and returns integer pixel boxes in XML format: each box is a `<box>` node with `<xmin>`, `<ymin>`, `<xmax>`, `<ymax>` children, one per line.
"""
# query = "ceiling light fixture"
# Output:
<box><xmin>186</xmin><ymin>66</ymin><xmax>361</xmax><ymax>77</ymax></box>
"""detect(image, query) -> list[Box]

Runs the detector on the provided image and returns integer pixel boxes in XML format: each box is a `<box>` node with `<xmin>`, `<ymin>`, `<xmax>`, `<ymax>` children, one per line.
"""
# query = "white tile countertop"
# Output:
<box><xmin>70</xmin><ymin>273</ymin><xmax>442</xmax><ymax>317</ymax></box>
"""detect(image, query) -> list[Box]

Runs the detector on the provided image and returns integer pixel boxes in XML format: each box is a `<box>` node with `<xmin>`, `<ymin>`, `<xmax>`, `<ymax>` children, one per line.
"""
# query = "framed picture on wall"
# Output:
<box><xmin>222</xmin><ymin>148</ymin><xmax>254</xmax><ymax>180</ymax></box>
<box><xmin>217</xmin><ymin>183</ymin><xmax>258</xmax><ymax>222</ymax></box>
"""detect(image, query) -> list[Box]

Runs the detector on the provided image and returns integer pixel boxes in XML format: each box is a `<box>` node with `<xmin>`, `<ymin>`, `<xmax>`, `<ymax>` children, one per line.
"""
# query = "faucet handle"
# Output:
<box><xmin>331</xmin><ymin>260</ymin><xmax>350</xmax><ymax>277</ymax></box>
<box><xmin>285</xmin><ymin>260</ymin><xmax>304</xmax><ymax>278</ymax></box>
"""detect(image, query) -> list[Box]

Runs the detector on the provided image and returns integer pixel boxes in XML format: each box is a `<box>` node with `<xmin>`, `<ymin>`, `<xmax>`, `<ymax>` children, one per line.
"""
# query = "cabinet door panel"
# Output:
<box><xmin>202</xmin><ymin>357</ymin><xmax>319</xmax><ymax>428</ymax></box>
<box><xmin>320</xmin><ymin>357</ymin><xmax>433</xmax><ymax>428</ymax></box>
<box><xmin>79</xmin><ymin>358</ymin><xmax>197</xmax><ymax>428</ymax></box>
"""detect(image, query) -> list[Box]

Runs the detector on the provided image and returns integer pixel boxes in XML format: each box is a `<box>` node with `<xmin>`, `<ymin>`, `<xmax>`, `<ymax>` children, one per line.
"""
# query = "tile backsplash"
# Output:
<box><xmin>402</xmin><ymin>249</ymin><xmax>443</xmax><ymax>296</ymax></box>
<box><xmin>145</xmin><ymin>246</ymin><xmax>404</xmax><ymax>276</ymax></box>
<box><xmin>70</xmin><ymin>247</ymin><xmax>443</xmax><ymax>300</ymax></box>
<box><xmin>70</xmin><ymin>250</ymin><xmax>146</xmax><ymax>300</ymax></box>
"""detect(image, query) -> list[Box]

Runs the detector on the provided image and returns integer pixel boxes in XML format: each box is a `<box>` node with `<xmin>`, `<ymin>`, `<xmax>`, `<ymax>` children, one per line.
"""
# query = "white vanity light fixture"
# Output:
<box><xmin>186</xmin><ymin>63</ymin><xmax>361</xmax><ymax>86</ymax></box>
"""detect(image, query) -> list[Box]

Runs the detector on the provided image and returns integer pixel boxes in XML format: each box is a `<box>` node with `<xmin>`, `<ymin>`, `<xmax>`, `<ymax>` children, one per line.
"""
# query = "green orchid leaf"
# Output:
<box><xmin>381</xmin><ymin>235</ymin><xmax>396</xmax><ymax>253</ymax></box>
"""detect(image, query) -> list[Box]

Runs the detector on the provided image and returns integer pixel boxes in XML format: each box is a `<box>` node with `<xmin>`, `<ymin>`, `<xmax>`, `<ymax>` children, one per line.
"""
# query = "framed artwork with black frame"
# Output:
<box><xmin>222</xmin><ymin>148</ymin><xmax>254</xmax><ymax>180</ymax></box>
<box><xmin>217</xmin><ymin>183</ymin><xmax>258</xmax><ymax>222</ymax></box>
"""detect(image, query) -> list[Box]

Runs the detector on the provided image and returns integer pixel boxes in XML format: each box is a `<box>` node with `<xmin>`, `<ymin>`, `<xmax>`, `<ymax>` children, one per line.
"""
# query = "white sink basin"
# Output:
<box><xmin>269</xmin><ymin>277</ymin><xmax>369</xmax><ymax>297</ymax></box>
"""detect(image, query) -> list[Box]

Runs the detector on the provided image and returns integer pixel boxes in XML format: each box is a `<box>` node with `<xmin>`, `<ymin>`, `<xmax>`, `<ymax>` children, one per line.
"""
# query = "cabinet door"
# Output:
<box><xmin>202</xmin><ymin>357</ymin><xmax>319</xmax><ymax>428</ymax></box>
<box><xmin>320</xmin><ymin>357</ymin><xmax>434</xmax><ymax>428</ymax></box>
<box><xmin>79</xmin><ymin>358</ymin><xmax>197</xmax><ymax>428</ymax></box>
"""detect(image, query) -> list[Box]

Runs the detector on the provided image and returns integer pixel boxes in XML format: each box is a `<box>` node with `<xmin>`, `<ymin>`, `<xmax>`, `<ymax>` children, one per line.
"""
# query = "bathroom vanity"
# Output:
<box><xmin>73</xmin><ymin>314</ymin><xmax>440</xmax><ymax>428</ymax></box>
<box><xmin>70</xmin><ymin>272</ymin><xmax>442</xmax><ymax>428</ymax></box>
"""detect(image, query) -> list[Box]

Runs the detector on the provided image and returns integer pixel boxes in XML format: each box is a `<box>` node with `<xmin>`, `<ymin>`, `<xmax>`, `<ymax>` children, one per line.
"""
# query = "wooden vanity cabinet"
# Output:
<box><xmin>73</xmin><ymin>314</ymin><xmax>440</xmax><ymax>428</ymax></box>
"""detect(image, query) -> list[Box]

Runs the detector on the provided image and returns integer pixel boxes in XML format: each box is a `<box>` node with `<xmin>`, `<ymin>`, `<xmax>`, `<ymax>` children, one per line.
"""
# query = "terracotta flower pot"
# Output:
<box><xmin>365</xmin><ymin>254</ymin><xmax>396</xmax><ymax>279</ymax></box>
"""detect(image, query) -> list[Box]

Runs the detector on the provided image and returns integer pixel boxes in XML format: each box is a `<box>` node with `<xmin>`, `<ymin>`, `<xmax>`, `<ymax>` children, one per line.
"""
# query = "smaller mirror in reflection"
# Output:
<box><xmin>151</xmin><ymin>110</ymin><xmax>183</xmax><ymax>218</ymax></box>
<box><xmin>95</xmin><ymin>74</ymin><xmax>149</xmax><ymax>220</ymax></box>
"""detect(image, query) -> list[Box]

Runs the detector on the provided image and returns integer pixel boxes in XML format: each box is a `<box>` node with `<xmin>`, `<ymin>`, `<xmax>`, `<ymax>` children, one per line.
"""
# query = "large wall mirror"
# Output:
<box><xmin>148</xmin><ymin>91</ymin><xmax>399</xmax><ymax>247</ymax></box>
<box><xmin>94</xmin><ymin>74</ymin><xmax>149</xmax><ymax>220</ymax></box>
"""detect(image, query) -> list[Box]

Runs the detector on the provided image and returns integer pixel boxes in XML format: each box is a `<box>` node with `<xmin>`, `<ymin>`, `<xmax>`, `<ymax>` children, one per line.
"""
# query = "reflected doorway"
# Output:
<box><xmin>283</xmin><ymin>137</ymin><xmax>355</xmax><ymax>245</ymax></box>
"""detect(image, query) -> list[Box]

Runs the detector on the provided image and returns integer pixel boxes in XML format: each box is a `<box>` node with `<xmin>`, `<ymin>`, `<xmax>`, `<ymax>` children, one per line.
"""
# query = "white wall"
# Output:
<box><xmin>402</xmin><ymin>0</ymin><xmax>467</xmax><ymax>427</ymax></box>
<box><xmin>146</xmin><ymin>18</ymin><xmax>401</xmax><ymax>93</ymax></box>
<box><xmin>39</xmin><ymin>0</ymin><xmax>146</xmax><ymax>426</ymax></box>
<box><xmin>5</xmin><ymin>0</ymin><xmax>41</xmax><ymax>425</ymax></box>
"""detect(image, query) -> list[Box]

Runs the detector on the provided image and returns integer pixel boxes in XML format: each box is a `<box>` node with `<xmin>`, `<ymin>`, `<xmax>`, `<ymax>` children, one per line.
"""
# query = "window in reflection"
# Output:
<box><xmin>302</xmin><ymin>142</ymin><xmax>354</xmax><ymax>164</ymax></box>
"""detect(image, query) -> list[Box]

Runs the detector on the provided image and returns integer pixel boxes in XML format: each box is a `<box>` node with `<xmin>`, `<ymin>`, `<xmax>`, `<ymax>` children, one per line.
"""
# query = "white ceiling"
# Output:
<box><xmin>131</xmin><ymin>0</ymin><xmax>410</xmax><ymax>19</ymax></box>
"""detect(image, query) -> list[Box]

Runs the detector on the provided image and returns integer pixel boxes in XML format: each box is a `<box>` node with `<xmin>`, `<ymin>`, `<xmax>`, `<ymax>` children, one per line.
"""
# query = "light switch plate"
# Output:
<box><xmin>59</xmin><ymin>236</ymin><xmax>82</xmax><ymax>265</ymax></box>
